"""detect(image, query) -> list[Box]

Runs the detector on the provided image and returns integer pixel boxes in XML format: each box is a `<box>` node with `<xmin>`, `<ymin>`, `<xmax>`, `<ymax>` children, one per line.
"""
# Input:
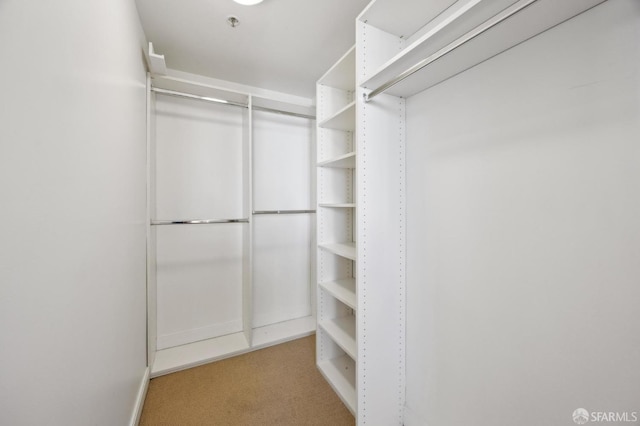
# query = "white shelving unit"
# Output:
<box><xmin>353</xmin><ymin>1</ymin><xmax>608</xmax><ymax>424</ymax></box>
<box><xmin>148</xmin><ymin>75</ymin><xmax>317</xmax><ymax>377</ymax></box>
<box><xmin>316</xmin><ymin>46</ymin><xmax>358</xmax><ymax>415</ymax></box>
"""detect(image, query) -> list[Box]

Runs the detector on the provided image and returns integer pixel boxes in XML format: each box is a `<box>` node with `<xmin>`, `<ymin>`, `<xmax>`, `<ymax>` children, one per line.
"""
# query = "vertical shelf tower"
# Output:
<box><xmin>316</xmin><ymin>46</ymin><xmax>358</xmax><ymax>414</ymax></box>
<box><xmin>316</xmin><ymin>40</ymin><xmax>407</xmax><ymax>424</ymax></box>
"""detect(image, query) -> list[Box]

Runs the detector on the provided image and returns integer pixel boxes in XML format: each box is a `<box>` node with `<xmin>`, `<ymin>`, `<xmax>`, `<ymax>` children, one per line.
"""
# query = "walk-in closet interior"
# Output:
<box><xmin>2</xmin><ymin>0</ymin><xmax>638</xmax><ymax>425</ymax></box>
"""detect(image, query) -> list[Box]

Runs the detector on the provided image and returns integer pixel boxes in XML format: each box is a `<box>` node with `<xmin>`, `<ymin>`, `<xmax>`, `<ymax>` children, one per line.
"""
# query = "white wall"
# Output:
<box><xmin>405</xmin><ymin>1</ymin><xmax>640</xmax><ymax>425</ymax></box>
<box><xmin>0</xmin><ymin>1</ymin><xmax>148</xmax><ymax>425</ymax></box>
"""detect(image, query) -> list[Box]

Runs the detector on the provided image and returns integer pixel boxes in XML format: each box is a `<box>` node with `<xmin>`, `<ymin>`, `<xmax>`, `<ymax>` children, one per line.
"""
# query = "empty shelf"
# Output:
<box><xmin>319</xmin><ymin>203</ymin><xmax>356</xmax><ymax>208</ymax></box>
<box><xmin>317</xmin><ymin>355</ymin><xmax>356</xmax><ymax>415</ymax></box>
<box><xmin>319</xmin><ymin>279</ymin><xmax>356</xmax><ymax>310</ymax></box>
<box><xmin>320</xmin><ymin>316</ymin><xmax>356</xmax><ymax>360</ymax></box>
<box><xmin>319</xmin><ymin>242</ymin><xmax>356</xmax><ymax>260</ymax></box>
<box><xmin>317</xmin><ymin>152</ymin><xmax>356</xmax><ymax>168</ymax></box>
<box><xmin>358</xmin><ymin>0</ymin><xmax>459</xmax><ymax>39</ymax></box>
<box><xmin>317</xmin><ymin>46</ymin><xmax>356</xmax><ymax>90</ymax></box>
<box><xmin>318</xmin><ymin>101</ymin><xmax>355</xmax><ymax>131</ymax></box>
<box><xmin>251</xmin><ymin>316</ymin><xmax>316</xmax><ymax>348</ymax></box>
<box><xmin>151</xmin><ymin>332</ymin><xmax>250</xmax><ymax>377</ymax></box>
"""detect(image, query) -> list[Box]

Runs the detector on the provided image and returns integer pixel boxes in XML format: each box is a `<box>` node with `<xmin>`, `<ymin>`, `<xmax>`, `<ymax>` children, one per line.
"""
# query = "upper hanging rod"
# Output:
<box><xmin>252</xmin><ymin>209</ymin><xmax>316</xmax><ymax>215</ymax></box>
<box><xmin>364</xmin><ymin>0</ymin><xmax>538</xmax><ymax>102</ymax></box>
<box><xmin>151</xmin><ymin>218</ymin><xmax>249</xmax><ymax>225</ymax></box>
<box><xmin>152</xmin><ymin>87</ymin><xmax>316</xmax><ymax>120</ymax></box>
<box><xmin>151</xmin><ymin>87</ymin><xmax>248</xmax><ymax>108</ymax></box>
<box><xmin>253</xmin><ymin>105</ymin><xmax>315</xmax><ymax>120</ymax></box>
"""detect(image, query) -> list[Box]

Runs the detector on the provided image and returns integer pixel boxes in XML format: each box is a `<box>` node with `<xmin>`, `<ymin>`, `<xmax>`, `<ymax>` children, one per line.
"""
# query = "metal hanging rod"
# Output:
<box><xmin>152</xmin><ymin>87</ymin><xmax>316</xmax><ymax>120</ymax></box>
<box><xmin>364</xmin><ymin>0</ymin><xmax>538</xmax><ymax>102</ymax></box>
<box><xmin>151</xmin><ymin>218</ymin><xmax>249</xmax><ymax>225</ymax></box>
<box><xmin>252</xmin><ymin>210</ymin><xmax>316</xmax><ymax>215</ymax></box>
<box><xmin>253</xmin><ymin>105</ymin><xmax>316</xmax><ymax>120</ymax></box>
<box><xmin>152</xmin><ymin>87</ymin><xmax>248</xmax><ymax>108</ymax></box>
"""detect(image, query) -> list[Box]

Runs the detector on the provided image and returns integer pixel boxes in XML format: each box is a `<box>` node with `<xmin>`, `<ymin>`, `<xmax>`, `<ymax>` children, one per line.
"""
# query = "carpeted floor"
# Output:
<box><xmin>139</xmin><ymin>335</ymin><xmax>355</xmax><ymax>425</ymax></box>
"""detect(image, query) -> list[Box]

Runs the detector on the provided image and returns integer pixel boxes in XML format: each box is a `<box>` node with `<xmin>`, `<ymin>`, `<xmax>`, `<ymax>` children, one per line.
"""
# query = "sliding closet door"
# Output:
<box><xmin>154</xmin><ymin>94</ymin><xmax>247</xmax><ymax>350</ymax></box>
<box><xmin>252</xmin><ymin>110</ymin><xmax>314</xmax><ymax>328</ymax></box>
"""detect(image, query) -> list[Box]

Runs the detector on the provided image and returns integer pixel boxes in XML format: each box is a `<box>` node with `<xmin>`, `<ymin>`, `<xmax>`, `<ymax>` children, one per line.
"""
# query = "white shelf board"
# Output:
<box><xmin>317</xmin><ymin>152</ymin><xmax>356</xmax><ymax>169</ymax></box>
<box><xmin>318</xmin><ymin>355</ymin><xmax>357</xmax><ymax>415</ymax></box>
<box><xmin>319</xmin><ymin>242</ymin><xmax>356</xmax><ymax>261</ymax></box>
<box><xmin>319</xmin><ymin>203</ymin><xmax>356</xmax><ymax>208</ymax></box>
<box><xmin>151</xmin><ymin>332</ymin><xmax>250</xmax><ymax>377</ymax></box>
<box><xmin>317</xmin><ymin>46</ymin><xmax>356</xmax><ymax>91</ymax></box>
<box><xmin>251</xmin><ymin>315</ymin><xmax>316</xmax><ymax>348</ymax></box>
<box><xmin>360</xmin><ymin>0</ymin><xmax>513</xmax><ymax>89</ymax></box>
<box><xmin>319</xmin><ymin>278</ymin><xmax>357</xmax><ymax>310</ymax></box>
<box><xmin>360</xmin><ymin>0</ymin><xmax>605</xmax><ymax>98</ymax></box>
<box><xmin>358</xmin><ymin>0</ymin><xmax>461</xmax><ymax>39</ymax></box>
<box><xmin>320</xmin><ymin>316</ymin><xmax>357</xmax><ymax>359</ymax></box>
<box><xmin>318</xmin><ymin>101</ymin><xmax>355</xmax><ymax>131</ymax></box>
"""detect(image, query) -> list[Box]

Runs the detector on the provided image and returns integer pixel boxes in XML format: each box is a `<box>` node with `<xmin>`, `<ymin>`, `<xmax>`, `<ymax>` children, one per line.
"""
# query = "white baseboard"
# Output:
<box><xmin>130</xmin><ymin>367</ymin><xmax>150</xmax><ymax>426</ymax></box>
<box><xmin>151</xmin><ymin>316</ymin><xmax>316</xmax><ymax>377</ymax></box>
<box><xmin>157</xmin><ymin>320</ymin><xmax>243</xmax><ymax>350</ymax></box>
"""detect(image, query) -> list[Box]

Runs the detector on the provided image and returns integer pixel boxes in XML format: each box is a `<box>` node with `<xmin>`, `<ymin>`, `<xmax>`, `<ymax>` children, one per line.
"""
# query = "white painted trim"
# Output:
<box><xmin>148</xmin><ymin>42</ymin><xmax>167</xmax><ymax>75</ymax></box>
<box><xmin>130</xmin><ymin>367</ymin><xmax>150</xmax><ymax>426</ymax></box>
<box><xmin>252</xmin><ymin>302</ymin><xmax>312</xmax><ymax>330</ymax></box>
<box><xmin>251</xmin><ymin>315</ymin><xmax>316</xmax><ymax>348</ymax></box>
<box><xmin>152</xmin><ymin>317</ymin><xmax>316</xmax><ymax>377</ymax></box>
<box><xmin>152</xmin><ymin>331</ymin><xmax>250</xmax><ymax>377</ymax></box>
<box><xmin>157</xmin><ymin>319</ymin><xmax>243</xmax><ymax>350</ymax></box>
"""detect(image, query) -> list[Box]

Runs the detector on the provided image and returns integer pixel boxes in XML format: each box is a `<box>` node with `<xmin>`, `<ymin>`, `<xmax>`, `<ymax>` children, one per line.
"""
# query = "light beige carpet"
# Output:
<box><xmin>139</xmin><ymin>335</ymin><xmax>355</xmax><ymax>425</ymax></box>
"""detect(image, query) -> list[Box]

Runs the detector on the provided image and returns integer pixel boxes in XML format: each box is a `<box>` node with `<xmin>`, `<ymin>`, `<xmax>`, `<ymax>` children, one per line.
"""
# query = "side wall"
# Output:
<box><xmin>405</xmin><ymin>1</ymin><xmax>640</xmax><ymax>425</ymax></box>
<box><xmin>0</xmin><ymin>1</ymin><xmax>148</xmax><ymax>425</ymax></box>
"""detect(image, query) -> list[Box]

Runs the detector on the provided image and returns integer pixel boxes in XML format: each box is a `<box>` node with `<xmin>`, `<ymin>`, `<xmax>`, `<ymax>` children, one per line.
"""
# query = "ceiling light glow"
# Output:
<box><xmin>233</xmin><ymin>0</ymin><xmax>263</xmax><ymax>5</ymax></box>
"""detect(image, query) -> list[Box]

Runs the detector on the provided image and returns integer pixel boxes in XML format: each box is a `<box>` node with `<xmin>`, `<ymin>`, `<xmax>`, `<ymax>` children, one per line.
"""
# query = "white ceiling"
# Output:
<box><xmin>135</xmin><ymin>0</ymin><xmax>371</xmax><ymax>99</ymax></box>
